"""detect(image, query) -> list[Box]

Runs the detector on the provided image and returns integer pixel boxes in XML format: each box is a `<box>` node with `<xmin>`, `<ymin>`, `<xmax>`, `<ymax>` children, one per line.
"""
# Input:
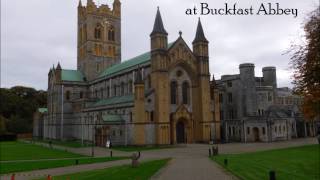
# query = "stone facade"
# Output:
<box><xmin>40</xmin><ymin>1</ymin><xmax>220</xmax><ymax>146</ymax></box>
<box><xmin>216</xmin><ymin>64</ymin><xmax>317</xmax><ymax>142</ymax></box>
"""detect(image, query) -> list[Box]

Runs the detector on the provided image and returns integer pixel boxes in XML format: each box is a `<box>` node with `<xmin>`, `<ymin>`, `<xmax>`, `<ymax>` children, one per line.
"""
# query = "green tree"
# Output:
<box><xmin>0</xmin><ymin>86</ymin><xmax>47</xmax><ymax>134</ymax></box>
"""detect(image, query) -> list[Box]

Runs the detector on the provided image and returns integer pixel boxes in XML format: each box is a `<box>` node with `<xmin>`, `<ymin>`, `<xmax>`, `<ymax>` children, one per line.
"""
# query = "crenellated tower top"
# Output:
<box><xmin>78</xmin><ymin>0</ymin><xmax>121</xmax><ymax>19</ymax></box>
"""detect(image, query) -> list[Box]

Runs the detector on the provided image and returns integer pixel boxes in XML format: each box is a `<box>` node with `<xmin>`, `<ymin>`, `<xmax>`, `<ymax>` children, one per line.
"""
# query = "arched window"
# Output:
<box><xmin>100</xmin><ymin>88</ymin><xmax>104</xmax><ymax>98</ymax></box>
<box><xmin>113</xmin><ymin>86</ymin><xmax>117</xmax><ymax>96</ymax></box>
<box><xmin>66</xmin><ymin>91</ymin><xmax>71</xmax><ymax>100</ymax></box>
<box><xmin>150</xmin><ymin>111</ymin><xmax>154</xmax><ymax>122</ymax></box>
<box><xmin>94</xmin><ymin>24</ymin><xmax>102</xmax><ymax>39</ymax></box>
<box><xmin>170</xmin><ymin>81</ymin><xmax>177</xmax><ymax>104</ymax></box>
<box><xmin>121</xmin><ymin>82</ymin><xmax>125</xmax><ymax>96</ymax></box>
<box><xmin>182</xmin><ymin>82</ymin><xmax>189</xmax><ymax>104</ymax></box>
<box><xmin>95</xmin><ymin>44</ymin><xmax>102</xmax><ymax>56</ymax></box>
<box><xmin>106</xmin><ymin>87</ymin><xmax>110</xmax><ymax>98</ymax></box>
<box><xmin>147</xmin><ymin>75</ymin><xmax>151</xmax><ymax>89</ymax></box>
<box><xmin>128</xmin><ymin>80</ymin><xmax>133</xmax><ymax>94</ymax></box>
<box><xmin>108</xmin><ymin>26</ymin><xmax>115</xmax><ymax>41</ymax></box>
<box><xmin>80</xmin><ymin>91</ymin><xmax>83</xmax><ymax>99</ymax></box>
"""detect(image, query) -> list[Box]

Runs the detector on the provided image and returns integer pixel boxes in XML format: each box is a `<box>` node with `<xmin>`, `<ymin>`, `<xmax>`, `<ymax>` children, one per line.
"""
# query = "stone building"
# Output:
<box><xmin>42</xmin><ymin>0</ymin><xmax>220</xmax><ymax>146</ymax></box>
<box><xmin>216</xmin><ymin>64</ymin><xmax>317</xmax><ymax>142</ymax></box>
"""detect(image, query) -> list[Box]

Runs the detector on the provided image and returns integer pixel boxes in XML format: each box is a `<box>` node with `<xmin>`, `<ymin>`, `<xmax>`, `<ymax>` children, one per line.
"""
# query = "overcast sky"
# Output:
<box><xmin>1</xmin><ymin>0</ymin><xmax>319</xmax><ymax>90</ymax></box>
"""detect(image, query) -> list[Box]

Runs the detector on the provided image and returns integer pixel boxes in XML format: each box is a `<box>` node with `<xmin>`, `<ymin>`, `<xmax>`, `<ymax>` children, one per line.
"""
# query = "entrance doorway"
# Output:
<box><xmin>176</xmin><ymin>121</ymin><xmax>185</xmax><ymax>144</ymax></box>
<box><xmin>253</xmin><ymin>127</ymin><xmax>260</xmax><ymax>142</ymax></box>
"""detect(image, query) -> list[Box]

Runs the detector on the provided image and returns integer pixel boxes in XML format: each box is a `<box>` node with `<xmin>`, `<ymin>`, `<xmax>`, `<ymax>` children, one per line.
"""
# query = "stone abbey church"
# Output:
<box><xmin>34</xmin><ymin>0</ymin><xmax>318</xmax><ymax>146</ymax></box>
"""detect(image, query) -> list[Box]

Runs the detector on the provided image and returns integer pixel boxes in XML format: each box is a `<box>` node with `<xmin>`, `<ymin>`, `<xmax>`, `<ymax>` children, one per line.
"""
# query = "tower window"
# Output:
<box><xmin>182</xmin><ymin>82</ymin><xmax>190</xmax><ymax>104</ymax></box>
<box><xmin>150</xmin><ymin>111</ymin><xmax>154</xmax><ymax>122</ymax></box>
<box><xmin>94</xmin><ymin>24</ymin><xmax>102</xmax><ymax>39</ymax></box>
<box><xmin>170</xmin><ymin>81</ymin><xmax>177</xmax><ymax>104</ymax></box>
<box><xmin>95</xmin><ymin>44</ymin><xmax>102</xmax><ymax>56</ymax></box>
<box><xmin>108</xmin><ymin>26</ymin><xmax>115</xmax><ymax>41</ymax></box>
<box><xmin>80</xmin><ymin>91</ymin><xmax>84</xmax><ymax>99</ymax></box>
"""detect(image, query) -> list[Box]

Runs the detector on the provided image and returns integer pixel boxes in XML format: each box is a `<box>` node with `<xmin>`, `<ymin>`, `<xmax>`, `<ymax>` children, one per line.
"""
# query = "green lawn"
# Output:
<box><xmin>112</xmin><ymin>145</ymin><xmax>173</xmax><ymax>152</ymax></box>
<box><xmin>0</xmin><ymin>157</ymin><xmax>128</xmax><ymax>174</ymax></box>
<box><xmin>0</xmin><ymin>141</ymin><xmax>83</xmax><ymax>161</ymax></box>
<box><xmin>0</xmin><ymin>141</ymin><xmax>128</xmax><ymax>174</ymax></box>
<box><xmin>34</xmin><ymin>139</ymin><xmax>93</xmax><ymax>148</ymax></box>
<box><xmin>39</xmin><ymin>159</ymin><xmax>170</xmax><ymax>180</ymax></box>
<box><xmin>212</xmin><ymin>145</ymin><xmax>320</xmax><ymax>180</ymax></box>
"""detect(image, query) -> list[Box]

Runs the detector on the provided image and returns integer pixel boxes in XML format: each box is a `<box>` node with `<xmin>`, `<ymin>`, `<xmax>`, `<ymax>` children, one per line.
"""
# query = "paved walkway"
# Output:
<box><xmin>0</xmin><ymin>138</ymin><xmax>317</xmax><ymax>180</ymax></box>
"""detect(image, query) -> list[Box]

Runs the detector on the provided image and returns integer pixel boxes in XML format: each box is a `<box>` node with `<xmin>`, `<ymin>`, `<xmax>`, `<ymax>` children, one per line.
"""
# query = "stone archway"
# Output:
<box><xmin>253</xmin><ymin>127</ymin><xmax>260</xmax><ymax>142</ymax></box>
<box><xmin>176</xmin><ymin>121</ymin><xmax>186</xmax><ymax>143</ymax></box>
<box><xmin>171</xmin><ymin>105</ymin><xmax>193</xmax><ymax>144</ymax></box>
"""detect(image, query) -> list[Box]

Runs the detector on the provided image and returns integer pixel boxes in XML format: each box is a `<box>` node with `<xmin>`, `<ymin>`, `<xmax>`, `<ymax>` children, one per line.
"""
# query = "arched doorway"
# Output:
<box><xmin>253</xmin><ymin>127</ymin><xmax>260</xmax><ymax>142</ymax></box>
<box><xmin>176</xmin><ymin>121</ymin><xmax>186</xmax><ymax>144</ymax></box>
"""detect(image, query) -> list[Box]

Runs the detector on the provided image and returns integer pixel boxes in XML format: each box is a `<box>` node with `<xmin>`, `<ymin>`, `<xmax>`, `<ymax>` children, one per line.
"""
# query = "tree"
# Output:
<box><xmin>290</xmin><ymin>7</ymin><xmax>320</xmax><ymax>120</ymax></box>
<box><xmin>0</xmin><ymin>86</ymin><xmax>47</xmax><ymax>134</ymax></box>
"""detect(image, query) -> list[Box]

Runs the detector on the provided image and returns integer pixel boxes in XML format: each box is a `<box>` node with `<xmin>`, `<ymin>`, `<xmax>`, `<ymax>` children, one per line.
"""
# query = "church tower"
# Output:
<box><xmin>77</xmin><ymin>0</ymin><xmax>121</xmax><ymax>80</ymax></box>
<box><xmin>150</xmin><ymin>8</ymin><xmax>171</xmax><ymax>145</ymax></box>
<box><xmin>192</xmin><ymin>18</ymin><xmax>212</xmax><ymax>142</ymax></box>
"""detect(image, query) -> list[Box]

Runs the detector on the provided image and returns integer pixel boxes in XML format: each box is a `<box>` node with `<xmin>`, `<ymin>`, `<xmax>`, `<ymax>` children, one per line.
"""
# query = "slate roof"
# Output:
<box><xmin>99</xmin><ymin>42</ymin><xmax>174</xmax><ymax>78</ymax></box>
<box><xmin>99</xmin><ymin>52</ymin><xmax>150</xmax><ymax>78</ymax></box>
<box><xmin>150</xmin><ymin>8</ymin><xmax>168</xmax><ymax>36</ymax></box>
<box><xmin>266</xmin><ymin>105</ymin><xmax>294</xmax><ymax>118</ymax></box>
<box><xmin>61</xmin><ymin>70</ymin><xmax>85</xmax><ymax>82</ymax></box>
<box><xmin>193</xmin><ymin>18</ymin><xmax>208</xmax><ymax>43</ymax></box>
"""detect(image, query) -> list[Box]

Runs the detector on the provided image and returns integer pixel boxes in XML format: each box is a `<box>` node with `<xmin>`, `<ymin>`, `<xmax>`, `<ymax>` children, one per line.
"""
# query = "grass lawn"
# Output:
<box><xmin>0</xmin><ymin>141</ymin><xmax>83</xmax><ymax>161</ymax></box>
<box><xmin>112</xmin><ymin>145</ymin><xmax>173</xmax><ymax>152</ymax></box>
<box><xmin>0</xmin><ymin>141</ymin><xmax>129</xmax><ymax>174</ymax></box>
<box><xmin>34</xmin><ymin>139</ymin><xmax>92</xmax><ymax>148</ymax></box>
<box><xmin>40</xmin><ymin>159</ymin><xmax>170</xmax><ymax>180</ymax></box>
<box><xmin>212</xmin><ymin>145</ymin><xmax>320</xmax><ymax>180</ymax></box>
<box><xmin>0</xmin><ymin>157</ymin><xmax>128</xmax><ymax>174</ymax></box>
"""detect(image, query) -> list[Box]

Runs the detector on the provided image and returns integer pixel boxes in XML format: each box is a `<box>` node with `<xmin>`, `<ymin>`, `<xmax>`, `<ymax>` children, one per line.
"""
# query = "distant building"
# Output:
<box><xmin>216</xmin><ymin>64</ymin><xmax>317</xmax><ymax>142</ymax></box>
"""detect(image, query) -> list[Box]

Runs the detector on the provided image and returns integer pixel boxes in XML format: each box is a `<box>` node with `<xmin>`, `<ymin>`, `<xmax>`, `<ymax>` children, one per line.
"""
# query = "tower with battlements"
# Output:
<box><xmin>77</xmin><ymin>0</ymin><xmax>121</xmax><ymax>80</ymax></box>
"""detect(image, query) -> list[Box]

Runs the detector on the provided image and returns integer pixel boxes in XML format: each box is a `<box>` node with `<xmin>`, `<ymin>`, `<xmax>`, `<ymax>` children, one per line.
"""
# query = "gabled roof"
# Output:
<box><xmin>62</xmin><ymin>70</ymin><xmax>85</xmax><ymax>82</ymax></box>
<box><xmin>99</xmin><ymin>52</ymin><xmax>150</xmax><ymax>78</ymax></box>
<box><xmin>99</xmin><ymin>42</ymin><xmax>174</xmax><ymax>78</ymax></box>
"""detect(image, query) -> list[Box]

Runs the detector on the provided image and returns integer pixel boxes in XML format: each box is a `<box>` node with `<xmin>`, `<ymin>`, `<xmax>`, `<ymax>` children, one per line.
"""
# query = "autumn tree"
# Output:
<box><xmin>290</xmin><ymin>7</ymin><xmax>320</xmax><ymax>120</ymax></box>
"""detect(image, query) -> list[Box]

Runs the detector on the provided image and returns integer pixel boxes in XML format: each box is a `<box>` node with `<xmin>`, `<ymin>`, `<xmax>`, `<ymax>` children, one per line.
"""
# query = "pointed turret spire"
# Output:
<box><xmin>135</xmin><ymin>67</ymin><xmax>143</xmax><ymax>84</ymax></box>
<box><xmin>56</xmin><ymin>62</ymin><xmax>62</xmax><ymax>70</ymax></box>
<box><xmin>193</xmin><ymin>18</ymin><xmax>208</xmax><ymax>44</ymax></box>
<box><xmin>150</xmin><ymin>7</ymin><xmax>168</xmax><ymax>36</ymax></box>
<box><xmin>78</xmin><ymin>0</ymin><xmax>82</xmax><ymax>7</ymax></box>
